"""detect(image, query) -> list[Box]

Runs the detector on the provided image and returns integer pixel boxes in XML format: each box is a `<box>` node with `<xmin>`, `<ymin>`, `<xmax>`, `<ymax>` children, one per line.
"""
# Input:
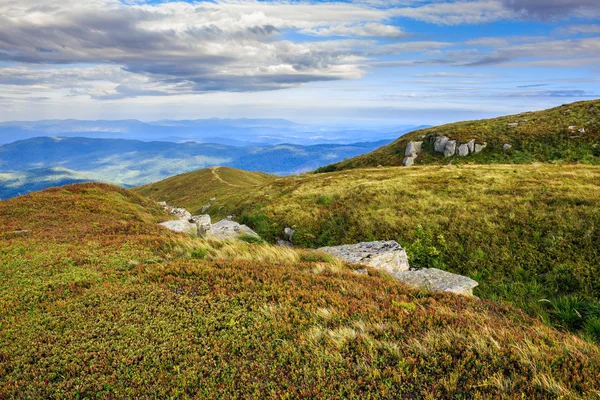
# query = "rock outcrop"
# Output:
<box><xmin>319</xmin><ymin>240</ymin><xmax>477</xmax><ymax>296</ymax></box>
<box><xmin>211</xmin><ymin>220</ymin><xmax>260</xmax><ymax>240</ymax></box>
<box><xmin>400</xmin><ymin>135</ymin><xmax>487</xmax><ymax>165</ymax></box>
<box><xmin>402</xmin><ymin>141</ymin><xmax>423</xmax><ymax>167</ymax></box>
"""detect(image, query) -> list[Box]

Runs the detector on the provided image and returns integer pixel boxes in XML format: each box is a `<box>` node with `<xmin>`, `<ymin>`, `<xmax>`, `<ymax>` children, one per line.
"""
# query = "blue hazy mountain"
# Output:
<box><xmin>0</xmin><ymin>119</ymin><xmax>425</xmax><ymax>146</ymax></box>
<box><xmin>0</xmin><ymin>137</ymin><xmax>395</xmax><ymax>199</ymax></box>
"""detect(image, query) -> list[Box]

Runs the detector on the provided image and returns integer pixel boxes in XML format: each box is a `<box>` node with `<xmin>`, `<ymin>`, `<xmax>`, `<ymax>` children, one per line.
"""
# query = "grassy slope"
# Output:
<box><xmin>321</xmin><ymin>99</ymin><xmax>600</xmax><ymax>171</ymax></box>
<box><xmin>2</xmin><ymin>184</ymin><xmax>600</xmax><ymax>398</ymax></box>
<box><xmin>136</xmin><ymin>165</ymin><xmax>600</xmax><ymax>340</ymax></box>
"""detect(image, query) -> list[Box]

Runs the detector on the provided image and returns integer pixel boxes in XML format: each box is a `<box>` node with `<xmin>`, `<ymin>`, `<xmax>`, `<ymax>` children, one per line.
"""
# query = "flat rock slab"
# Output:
<box><xmin>210</xmin><ymin>220</ymin><xmax>260</xmax><ymax>240</ymax></box>
<box><xmin>393</xmin><ymin>268</ymin><xmax>478</xmax><ymax>296</ymax></box>
<box><xmin>319</xmin><ymin>241</ymin><xmax>410</xmax><ymax>275</ymax></box>
<box><xmin>159</xmin><ymin>220</ymin><xmax>196</xmax><ymax>234</ymax></box>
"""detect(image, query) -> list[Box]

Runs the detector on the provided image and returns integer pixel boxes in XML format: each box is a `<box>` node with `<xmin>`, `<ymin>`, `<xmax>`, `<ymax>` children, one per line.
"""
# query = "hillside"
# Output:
<box><xmin>2</xmin><ymin>184</ymin><xmax>600</xmax><ymax>398</ymax></box>
<box><xmin>0</xmin><ymin>137</ymin><xmax>391</xmax><ymax>199</ymax></box>
<box><xmin>136</xmin><ymin>165</ymin><xmax>600</xmax><ymax>340</ymax></box>
<box><xmin>319</xmin><ymin>99</ymin><xmax>600</xmax><ymax>172</ymax></box>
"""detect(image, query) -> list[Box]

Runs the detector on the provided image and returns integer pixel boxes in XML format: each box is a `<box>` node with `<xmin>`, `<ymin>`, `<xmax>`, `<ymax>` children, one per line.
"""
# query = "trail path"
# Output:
<box><xmin>211</xmin><ymin>167</ymin><xmax>241</xmax><ymax>187</ymax></box>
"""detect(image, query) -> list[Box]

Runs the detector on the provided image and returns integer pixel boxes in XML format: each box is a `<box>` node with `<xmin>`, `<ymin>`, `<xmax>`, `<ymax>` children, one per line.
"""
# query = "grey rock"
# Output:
<box><xmin>284</xmin><ymin>227</ymin><xmax>296</xmax><ymax>242</ymax></box>
<box><xmin>191</xmin><ymin>215</ymin><xmax>212</xmax><ymax>235</ymax></box>
<box><xmin>355</xmin><ymin>269</ymin><xmax>368</xmax><ymax>275</ymax></box>
<box><xmin>276</xmin><ymin>239</ymin><xmax>293</xmax><ymax>247</ymax></box>
<box><xmin>457</xmin><ymin>143</ymin><xmax>469</xmax><ymax>157</ymax></box>
<box><xmin>319</xmin><ymin>241</ymin><xmax>410</xmax><ymax>275</ymax></box>
<box><xmin>392</xmin><ymin>268</ymin><xmax>478</xmax><ymax>296</ymax></box>
<box><xmin>503</xmin><ymin>143</ymin><xmax>512</xmax><ymax>152</ymax></box>
<box><xmin>405</xmin><ymin>141</ymin><xmax>423</xmax><ymax>157</ymax></box>
<box><xmin>434</xmin><ymin>136</ymin><xmax>449</xmax><ymax>153</ymax></box>
<box><xmin>159</xmin><ymin>220</ymin><xmax>196</xmax><ymax>234</ymax></box>
<box><xmin>210</xmin><ymin>220</ymin><xmax>260</xmax><ymax>240</ymax></box>
<box><xmin>507</xmin><ymin>123</ymin><xmax>518</xmax><ymax>127</ymax></box>
<box><xmin>467</xmin><ymin>139</ymin><xmax>475</xmax><ymax>153</ymax></box>
<box><xmin>158</xmin><ymin>201</ymin><xmax>167</xmax><ymax>206</ymax></box>
<box><xmin>402</xmin><ymin>156</ymin><xmax>415</xmax><ymax>167</ymax></box>
<box><xmin>474</xmin><ymin>143</ymin><xmax>487</xmax><ymax>153</ymax></box>
<box><xmin>210</xmin><ymin>197</ymin><xmax>216</xmax><ymax>201</ymax></box>
<box><xmin>579</xmin><ymin>128</ymin><xmax>586</xmax><ymax>133</ymax></box>
<box><xmin>568</xmin><ymin>125</ymin><xmax>577</xmax><ymax>130</ymax></box>
<box><xmin>377</xmin><ymin>165</ymin><xmax>384</xmax><ymax>168</ymax></box>
<box><xmin>201</xmin><ymin>205</ymin><xmax>211</xmax><ymax>213</ymax></box>
<box><xmin>164</xmin><ymin>205</ymin><xmax>192</xmax><ymax>220</ymax></box>
<box><xmin>443</xmin><ymin>140</ymin><xmax>457</xmax><ymax>157</ymax></box>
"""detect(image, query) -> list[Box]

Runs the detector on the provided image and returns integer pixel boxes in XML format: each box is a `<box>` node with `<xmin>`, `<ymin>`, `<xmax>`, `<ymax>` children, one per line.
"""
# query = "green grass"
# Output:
<box><xmin>319</xmin><ymin>99</ymin><xmax>600</xmax><ymax>171</ymax></box>
<box><xmin>137</xmin><ymin>164</ymin><xmax>600</xmax><ymax>341</ymax></box>
<box><xmin>2</xmin><ymin>183</ymin><xmax>600</xmax><ymax>398</ymax></box>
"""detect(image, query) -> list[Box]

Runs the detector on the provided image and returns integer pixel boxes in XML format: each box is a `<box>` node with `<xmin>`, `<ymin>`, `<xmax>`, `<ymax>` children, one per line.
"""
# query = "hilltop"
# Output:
<box><xmin>318</xmin><ymin>100</ymin><xmax>600</xmax><ymax>172</ymax></box>
<box><xmin>136</xmin><ymin>165</ymin><xmax>600</xmax><ymax>340</ymax></box>
<box><xmin>2</xmin><ymin>183</ymin><xmax>600</xmax><ymax>398</ymax></box>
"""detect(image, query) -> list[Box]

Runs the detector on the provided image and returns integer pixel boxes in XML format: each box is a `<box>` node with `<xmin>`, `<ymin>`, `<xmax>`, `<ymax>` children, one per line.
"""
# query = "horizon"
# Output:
<box><xmin>0</xmin><ymin>0</ymin><xmax>598</xmax><ymax>127</ymax></box>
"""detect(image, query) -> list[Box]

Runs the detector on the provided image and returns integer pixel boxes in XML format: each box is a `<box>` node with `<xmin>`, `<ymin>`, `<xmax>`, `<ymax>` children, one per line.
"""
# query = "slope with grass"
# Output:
<box><xmin>2</xmin><ymin>183</ymin><xmax>600</xmax><ymax>398</ymax></box>
<box><xmin>136</xmin><ymin>164</ymin><xmax>600</xmax><ymax>340</ymax></box>
<box><xmin>319</xmin><ymin>99</ymin><xmax>600</xmax><ymax>172</ymax></box>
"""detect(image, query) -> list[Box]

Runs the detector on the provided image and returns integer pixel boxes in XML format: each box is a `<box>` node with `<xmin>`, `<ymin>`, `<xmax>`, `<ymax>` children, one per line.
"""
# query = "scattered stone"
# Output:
<box><xmin>164</xmin><ymin>205</ymin><xmax>192</xmax><ymax>220</ymax></box>
<box><xmin>158</xmin><ymin>201</ymin><xmax>167</xmax><ymax>206</ymax></box>
<box><xmin>377</xmin><ymin>165</ymin><xmax>384</xmax><ymax>168</ymax></box>
<box><xmin>284</xmin><ymin>227</ymin><xmax>296</xmax><ymax>242</ymax></box>
<box><xmin>579</xmin><ymin>128</ymin><xmax>586</xmax><ymax>133</ymax></box>
<box><xmin>210</xmin><ymin>197</ymin><xmax>216</xmax><ymax>201</ymax></box>
<box><xmin>568</xmin><ymin>126</ymin><xmax>577</xmax><ymax>130</ymax></box>
<box><xmin>319</xmin><ymin>241</ymin><xmax>410</xmax><ymax>275</ymax></box>
<box><xmin>201</xmin><ymin>205</ymin><xmax>211</xmax><ymax>213</ymax></box>
<box><xmin>507</xmin><ymin>123</ymin><xmax>518</xmax><ymax>127</ymax></box>
<box><xmin>402</xmin><ymin>156</ymin><xmax>415</xmax><ymax>167</ymax></box>
<box><xmin>457</xmin><ymin>143</ymin><xmax>469</xmax><ymax>157</ymax></box>
<box><xmin>211</xmin><ymin>220</ymin><xmax>260</xmax><ymax>240</ymax></box>
<box><xmin>467</xmin><ymin>139</ymin><xmax>475</xmax><ymax>154</ymax></box>
<box><xmin>355</xmin><ymin>269</ymin><xmax>368</xmax><ymax>275</ymax></box>
<box><xmin>503</xmin><ymin>144</ymin><xmax>512</xmax><ymax>152</ymax></box>
<box><xmin>393</xmin><ymin>268</ymin><xmax>478</xmax><ymax>296</ymax></box>
<box><xmin>276</xmin><ymin>239</ymin><xmax>293</xmax><ymax>247</ymax></box>
<box><xmin>159</xmin><ymin>220</ymin><xmax>196</xmax><ymax>234</ymax></box>
<box><xmin>405</xmin><ymin>141</ymin><xmax>423</xmax><ymax>157</ymax></box>
<box><xmin>434</xmin><ymin>136</ymin><xmax>449</xmax><ymax>153</ymax></box>
<box><xmin>227</xmin><ymin>215</ymin><xmax>235</xmax><ymax>221</ymax></box>
<box><xmin>474</xmin><ymin>143</ymin><xmax>487</xmax><ymax>153</ymax></box>
<box><xmin>443</xmin><ymin>140</ymin><xmax>457</xmax><ymax>157</ymax></box>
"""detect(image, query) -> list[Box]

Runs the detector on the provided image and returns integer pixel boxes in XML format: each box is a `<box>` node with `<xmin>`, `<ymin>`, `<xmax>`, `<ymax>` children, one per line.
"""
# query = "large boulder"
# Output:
<box><xmin>433</xmin><ymin>136</ymin><xmax>449</xmax><ymax>153</ymax></box>
<box><xmin>319</xmin><ymin>241</ymin><xmax>410</xmax><ymax>275</ymax></box>
<box><xmin>402</xmin><ymin>156</ymin><xmax>415</xmax><ymax>167</ymax></box>
<box><xmin>474</xmin><ymin>143</ymin><xmax>487</xmax><ymax>153</ymax></box>
<box><xmin>164</xmin><ymin>205</ymin><xmax>192</xmax><ymax>220</ymax></box>
<box><xmin>443</xmin><ymin>140</ymin><xmax>457</xmax><ymax>157</ymax></box>
<box><xmin>159</xmin><ymin>220</ymin><xmax>196</xmax><ymax>234</ymax></box>
<box><xmin>191</xmin><ymin>215</ymin><xmax>212</xmax><ymax>235</ymax></box>
<box><xmin>467</xmin><ymin>139</ymin><xmax>476</xmax><ymax>154</ymax></box>
<box><xmin>392</xmin><ymin>268</ymin><xmax>478</xmax><ymax>296</ymax></box>
<box><xmin>210</xmin><ymin>220</ymin><xmax>261</xmax><ymax>240</ymax></box>
<box><xmin>457</xmin><ymin>143</ymin><xmax>469</xmax><ymax>157</ymax></box>
<box><xmin>405</xmin><ymin>141</ymin><xmax>423</xmax><ymax>157</ymax></box>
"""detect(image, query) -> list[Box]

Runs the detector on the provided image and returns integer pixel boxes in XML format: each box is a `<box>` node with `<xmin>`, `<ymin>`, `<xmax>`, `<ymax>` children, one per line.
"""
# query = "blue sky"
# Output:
<box><xmin>0</xmin><ymin>0</ymin><xmax>598</xmax><ymax>126</ymax></box>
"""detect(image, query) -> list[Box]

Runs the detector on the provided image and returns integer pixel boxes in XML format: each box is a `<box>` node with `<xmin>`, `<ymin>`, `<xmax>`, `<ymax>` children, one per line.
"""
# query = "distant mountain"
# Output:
<box><xmin>0</xmin><ymin>167</ymin><xmax>95</xmax><ymax>200</ymax></box>
<box><xmin>0</xmin><ymin>137</ymin><xmax>392</xmax><ymax>199</ymax></box>
<box><xmin>0</xmin><ymin>119</ymin><xmax>423</xmax><ymax>146</ymax></box>
<box><xmin>317</xmin><ymin>100</ymin><xmax>600</xmax><ymax>172</ymax></box>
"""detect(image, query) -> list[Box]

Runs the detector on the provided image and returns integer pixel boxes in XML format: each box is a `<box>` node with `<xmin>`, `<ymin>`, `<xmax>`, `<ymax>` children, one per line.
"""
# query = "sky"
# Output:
<box><xmin>0</xmin><ymin>0</ymin><xmax>599</xmax><ymax>126</ymax></box>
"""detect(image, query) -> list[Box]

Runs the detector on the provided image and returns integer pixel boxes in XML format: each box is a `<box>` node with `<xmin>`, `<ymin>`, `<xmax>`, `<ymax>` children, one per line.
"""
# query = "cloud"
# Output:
<box><xmin>500</xmin><ymin>0</ymin><xmax>600</xmax><ymax>19</ymax></box>
<box><xmin>555</xmin><ymin>24</ymin><xmax>600</xmax><ymax>36</ymax></box>
<box><xmin>413</xmin><ymin>72</ymin><xmax>499</xmax><ymax>78</ymax></box>
<box><xmin>302</xmin><ymin>22</ymin><xmax>409</xmax><ymax>38</ymax></box>
<box><xmin>509</xmin><ymin>89</ymin><xmax>598</xmax><ymax>97</ymax></box>
<box><xmin>391</xmin><ymin>1</ymin><xmax>514</xmax><ymax>25</ymax></box>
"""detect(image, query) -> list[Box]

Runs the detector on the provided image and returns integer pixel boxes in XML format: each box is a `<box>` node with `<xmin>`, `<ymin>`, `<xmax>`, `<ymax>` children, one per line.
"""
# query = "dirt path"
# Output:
<box><xmin>211</xmin><ymin>166</ymin><xmax>241</xmax><ymax>187</ymax></box>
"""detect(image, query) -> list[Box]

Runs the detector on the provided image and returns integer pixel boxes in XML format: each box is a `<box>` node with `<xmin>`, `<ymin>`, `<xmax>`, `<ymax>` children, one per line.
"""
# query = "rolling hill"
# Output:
<box><xmin>1</xmin><ymin>183</ymin><xmax>600</xmax><ymax>398</ymax></box>
<box><xmin>318</xmin><ymin>99</ymin><xmax>600</xmax><ymax>172</ymax></box>
<box><xmin>136</xmin><ymin>164</ymin><xmax>600</xmax><ymax>340</ymax></box>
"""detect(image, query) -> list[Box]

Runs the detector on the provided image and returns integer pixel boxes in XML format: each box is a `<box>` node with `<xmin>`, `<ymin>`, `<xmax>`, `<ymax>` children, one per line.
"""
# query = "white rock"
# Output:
<box><xmin>159</xmin><ymin>220</ymin><xmax>196</xmax><ymax>234</ymax></box>
<box><xmin>503</xmin><ymin>144</ymin><xmax>512</xmax><ymax>152</ymax></box>
<box><xmin>579</xmin><ymin>128</ymin><xmax>586</xmax><ymax>133</ymax></box>
<box><xmin>319</xmin><ymin>241</ymin><xmax>410</xmax><ymax>275</ymax></box>
<box><xmin>210</xmin><ymin>220</ymin><xmax>260</xmax><ymax>240</ymax></box>
<box><xmin>402</xmin><ymin>156</ymin><xmax>415</xmax><ymax>167</ymax></box>
<box><xmin>191</xmin><ymin>215</ymin><xmax>212</xmax><ymax>235</ymax></box>
<box><xmin>284</xmin><ymin>227</ymin><xmax>296</xmax><ymax>242</ymax></box>
<box><xmin>393</xmin><ymin>268</ymin><xmax>478</xmax><ymax>296</ymax></box>
<box><xmin>568</xmin><ymin>126</ymin><xmax>577</xmax><ymax>130</ymax></box>
<box><xmin>201</xmin><ymin>205</ymin><xmax>211</xmax><ymax>213</ymax></box>
<box><xmin>507</xmin><ymin>123</ymin><xmax>518</xmax><ymax>127</ymax></box>
<box><xmin>474</xmin><ymin>143</ymin><xmax>487</xmax><ymax>153</ymax></box>
<box><xmin>405</xmin><ymin>141</ymin><xmax>423</xmax><ymax>157</ymax></box>
<box><xmin>467</xmin><ymin>139</ymin><xmax>476</xmax><ymax>154</ymax></box>
<box><xmin>457</xmin><ymin>143</ymin><xmax>469</xmax><ymax>157</ymax></box>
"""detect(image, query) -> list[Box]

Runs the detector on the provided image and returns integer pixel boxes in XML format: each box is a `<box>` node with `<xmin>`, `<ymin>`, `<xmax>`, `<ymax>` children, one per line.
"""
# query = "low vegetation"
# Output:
<box><xmin>2</xmin><ymin>183</ymin><xmax>600</xmax><ymax>398</ymax></box>
<box><xmin>319</xmin><ymin>99</ymin><xmax>600</xmax><ymax>171</ymax></box>
<box><xmin>137</xmin><ymin>164</ymin><xmax>600</xmax><ymax>341</ymax></box>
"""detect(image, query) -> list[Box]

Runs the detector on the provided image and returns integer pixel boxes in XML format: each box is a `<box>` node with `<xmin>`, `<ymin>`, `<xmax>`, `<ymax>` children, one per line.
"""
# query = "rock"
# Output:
<box><xmin>191</xmin><ymin>215</ymin><xmax>212</xmax><ymax>235</ymax></box>
<box><xmin>227</xmin><ymin>215</ymin><xmax>235</xmax><ymax>221</ymax></box>
<box><xmin>201</xmin><ymin>205</ymin><xmax>211</xmax><ymax>213</ymax></box>
<box><xmin>284</xmin><ymin>227</ymin><xmax>296</xmax><ymax>242</ymax></box>
<box><xmin>568</xmin><ymin>126</ymin><xmax>577</xmax><ymax>130</ymax></box>
<box><xmin>503</xmin><ymin>144</ymin><xmax>512</xmax><ymax>152</ymax></box>
<box><xmin>159</xmin><ymin>220</ymin><xmax>196</xmax><ymax>234</ymax></box>
<box><xmin>589</xmin><ymin>106</ymin><xmax>596</xmax><ymax>113</ymax></box>
<box><xmin>507</xmin><ymin>123</ymin><xmax>518</xmax><ymax>127</ymax></box>
<box><xmin>433</xmin><ymin>136</ymin><xmax>449</xmax><ymax>153</ymax></box>
<box><xmin>392</xmin><ymin>268</ymin><xmax>478</xmax><ymax>296</ymax></box>
<box><xmin>210</xmin><ymin>197</ymin><xmax>216</xmax><ymax>201</ymax></box>
<box><xmin>579</xmin><ymin>128</ymin><xmax>586</xmax><ymax>133</ymax></box>
<box><xmin>319</xmin><ymin>241</ymin><xmax>410</xmax><ymax>275</ymax></box>
<box><xmin>467</xmin><ymin>139</ymin><xmax>475</xmax><ymax>154</ymax></box>
<box><xmin>405</xmin><ymin>141</ymin><xmax>423</xmax><ymax>157</ymax></box>
<box><xmin>276</xmin><ymin>239</ymin><xmax>293</xmax><ymax>247</ymax></box>
<box><xmin>402</xmin><ymin>156</ymin><xmax>415</xmax><ymax>167</ymax></box>
<box><xmin>377</xmin><ymin>165</ymin><xmax>383</xmax><ymax>168</ymax></box>
<box><xmin>164</xmin><ymin>205</ymin><xmax>192</xmax><ymax>220</ymax></box>
<box><xmin>443</xmin><ymin>140</ymin><xmax>457</xmax><ymax>157</ymax></box>
<box><xmin>457</xmin><ymin>143</ymin><xmax>469</xmax><ymax>157</ymax></box>
<box><xmin>210</xmin><ymin>220</ymin><xmax>260</xmax><ymax>240</ymax></box>
<box><xmin>474</xmin><ymin>143</ymin><xmax>487</xmax><ymax>153</ymax></box>
<box><xmin>355</xmin><ymin>269</ymin><xmax>368</xmax><ymax>275</ymax></box>
<box><xmin>158</xmin><ymin>201</ymin><xmax>167</xmax><ymax>206</ymax></box>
